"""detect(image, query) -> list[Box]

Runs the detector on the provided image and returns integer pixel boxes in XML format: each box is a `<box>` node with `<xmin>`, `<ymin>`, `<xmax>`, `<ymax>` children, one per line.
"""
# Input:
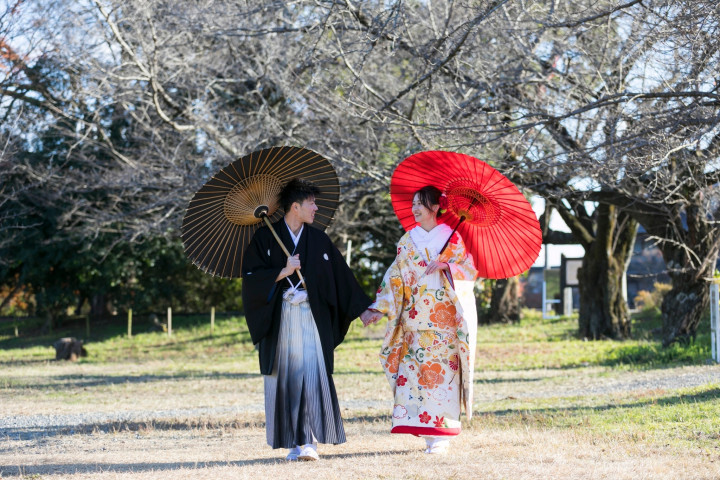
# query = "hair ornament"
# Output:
<box><xmin>438</xmin><ymin>194</ymin><xmax>449</xmax><ymax>214</ymax></box>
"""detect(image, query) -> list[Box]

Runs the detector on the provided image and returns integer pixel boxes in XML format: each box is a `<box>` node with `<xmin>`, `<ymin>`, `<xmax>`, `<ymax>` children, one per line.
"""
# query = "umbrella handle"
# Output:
<box><xmin>439</xmin><ymin>216</ymin><xmax>466</xmax><ymax>255</ymax></box>
<box><xmin>261</xmin><ymin>215</ymin><xmax>308</xmax><ymax>291</ymax></box>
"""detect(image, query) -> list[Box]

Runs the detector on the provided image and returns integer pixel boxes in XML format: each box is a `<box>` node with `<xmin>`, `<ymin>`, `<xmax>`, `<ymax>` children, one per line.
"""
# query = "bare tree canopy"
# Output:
<box><xmin>315</xmin><ymin>0</ymin><xmax>720</xmax><ymax>343</ymax></box>
<box><xmin>1</xmin><ymin>0</ymin><xmax>718</xmax><ymax>345</ymax></box>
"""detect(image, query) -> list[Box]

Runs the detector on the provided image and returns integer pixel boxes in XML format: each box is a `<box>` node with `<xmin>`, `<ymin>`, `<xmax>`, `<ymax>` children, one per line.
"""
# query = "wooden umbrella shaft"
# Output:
<box><xmin>439</xmin><ymin>215</ymin><xmax>466</xmax><ymax>256</ymax></box>
<box><xmin>261</xmin><ymin>215</ymin><xmax>308</xmax><ymax>291</ymax></box>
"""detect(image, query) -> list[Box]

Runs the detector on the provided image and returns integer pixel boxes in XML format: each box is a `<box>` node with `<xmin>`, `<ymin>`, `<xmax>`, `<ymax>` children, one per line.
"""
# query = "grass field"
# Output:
<box><xmin>1</xmin><ymin>310</ymin><xmax>719</xmax><ymax>479</ymax></box>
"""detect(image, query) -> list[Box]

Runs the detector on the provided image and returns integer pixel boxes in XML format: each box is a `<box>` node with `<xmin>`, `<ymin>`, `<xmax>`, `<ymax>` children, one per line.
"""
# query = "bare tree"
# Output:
<box><xmin>3</xmin><ymin>0</ymin><xmax>717</xmax><ymax>345</ymax></box>
<box><xmin>308</xmin><ymin>0</ymin><xmax>719</xmax><ymax>344</ymax></box>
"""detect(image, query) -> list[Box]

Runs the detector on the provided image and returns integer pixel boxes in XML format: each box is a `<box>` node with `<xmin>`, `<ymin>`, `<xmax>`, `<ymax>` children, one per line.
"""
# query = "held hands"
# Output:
<box><xmin>360</xmin><ymin>309</ymin><xmax>383</xmax><ymax>327</ymax></box>
<box><xmin>424</xmin><ymin>260</ymin><xmax>449</xmax><ymax>276</ymax></box>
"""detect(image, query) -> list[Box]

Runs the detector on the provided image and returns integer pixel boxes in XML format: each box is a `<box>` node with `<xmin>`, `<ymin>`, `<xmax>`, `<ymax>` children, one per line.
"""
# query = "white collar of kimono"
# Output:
<box><xmin>409</xmin><ymin>223</ymin><xmax>453</xmax><ymax>261</ymax></box>
<box><xmin>282</xmin><ymin>220</ymin><xmax>304</xmax><ymax>293</ymax></box>
<box><xmin>284</xmin><ymin>220</ymin><xmax>304</xmax><ymax>247</ymax></box>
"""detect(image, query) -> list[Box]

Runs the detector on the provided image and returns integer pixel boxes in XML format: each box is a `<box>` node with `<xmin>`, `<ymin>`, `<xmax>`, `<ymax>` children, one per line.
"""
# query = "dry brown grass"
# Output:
<box><xmin>2</xmin><ymin>358</ymin><xmax>720</xmax><ymax>479</ymax></box>
<box><xmin>3</xmin><ymin>413</ymin><xmax>720</xmax><ymax>480</ymax></box>
<box><xmin>2</xmin><ymin>313</ymin><xmax>720</xmax><ymax>479</ymax></box>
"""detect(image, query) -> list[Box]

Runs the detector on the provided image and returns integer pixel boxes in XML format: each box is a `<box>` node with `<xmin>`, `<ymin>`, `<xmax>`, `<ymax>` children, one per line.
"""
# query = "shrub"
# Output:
<box><xmin>634</xmin><ymin>290</ymin><xmax>656</xmax><ymax>311</ymax></box>
<box><xmin>634</xmin><ymin>282</ymin><xmax>672</xmax><ymax>311</ymax></box>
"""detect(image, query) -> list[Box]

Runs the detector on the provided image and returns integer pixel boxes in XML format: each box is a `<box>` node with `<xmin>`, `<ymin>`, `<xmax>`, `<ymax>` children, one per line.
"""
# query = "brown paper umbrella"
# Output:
<box><xmin>181</xmin><ymin>146</ymin><xmax>340</xmax><ymax>279</ymax></box>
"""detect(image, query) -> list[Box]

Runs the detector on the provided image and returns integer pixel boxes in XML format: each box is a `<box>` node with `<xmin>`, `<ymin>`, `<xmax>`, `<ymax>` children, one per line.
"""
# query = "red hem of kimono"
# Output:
<box><xmin>391</xmin><ymin>426</ymin><xmax>461</xmax><ymax>437</ymax></box>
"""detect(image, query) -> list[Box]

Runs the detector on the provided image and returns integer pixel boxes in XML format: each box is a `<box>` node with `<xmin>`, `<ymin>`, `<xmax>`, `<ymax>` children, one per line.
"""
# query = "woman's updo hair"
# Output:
<box><xmin>414</xmin><ymin>185</ymin><xmax>444</xmax><ymax>218</ymax></box>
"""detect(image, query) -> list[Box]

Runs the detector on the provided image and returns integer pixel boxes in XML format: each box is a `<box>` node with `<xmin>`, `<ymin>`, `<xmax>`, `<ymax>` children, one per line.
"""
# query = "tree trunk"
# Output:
<box><xmin>641</xmin><ymin>203</ymin><xmax>720</xmax><ymax>346</ymax></box>
<box><xmin>41</xmin><ymin>311</ymin><xmax>54</xmax><ymax>335</ymax></box>
<box><xmin>660</xmin><ymin>274</ymin><xmax>710</xmax><ymax>346</ymax></box>
<box><xmin>657</xmin><ymin>225</ymin><xmax>716</xmax><ymax>346</ymax></box>
<box><xmin>74</xmin><ymin>296</ymin><xmax>87</xmax><ymax>316</ymax></box>
<box><xmin>90</xmin><ymin>293</ymin><xmax>111</xmax><ymax>318</ymax></box>
<box><xmin>577</xmin><ymin>204</ymin><xmax>637</xmax><ymax>339</ymax></box>
<box><xmin>487</xmin><ymin>277</ymin><xmax>519</xmax><ymax>323</ymax></box>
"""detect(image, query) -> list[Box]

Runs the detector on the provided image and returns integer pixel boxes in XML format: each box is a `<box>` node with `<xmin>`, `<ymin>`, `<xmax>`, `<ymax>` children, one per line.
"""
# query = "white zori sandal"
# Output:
<box><xmin>424</xmin><ymin>437</ymin><xmax>450</xmax><ymax>454</ymax></box>
<box><xmin>298</xmin><ymin>443</ymin><xmax>319</xmax><ymax>461</ymax></box>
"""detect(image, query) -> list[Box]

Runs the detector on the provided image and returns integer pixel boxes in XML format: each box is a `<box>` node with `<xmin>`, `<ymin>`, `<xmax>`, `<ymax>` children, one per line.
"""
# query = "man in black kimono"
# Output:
<box><xmin>241</xmin><ymin>178</ymin><xmax>373</xmax><ymax>461</ymax></box>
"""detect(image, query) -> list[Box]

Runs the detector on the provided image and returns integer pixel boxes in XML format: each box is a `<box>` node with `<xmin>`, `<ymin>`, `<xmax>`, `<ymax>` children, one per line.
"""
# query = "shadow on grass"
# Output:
<box><xmin>0</xmin><ymin>358</ymin><xmax>55</xmax><ymax>366</ymax></box>
<box><xmin>1</xmin><ymin>412</ymin><xmax>399</xmax><ymax>444</ymax></box>
<box><xmin>0</xmin><ymin>459</ymin><xmax>279</xmax><ymax>476</ymax></box>
<box><xmin>343</xmin><ymin>413</ymin><xmax>392</xmax><ymax>424</ymax></box>
<box><xmin>0</xmin><ymin>315</ymin><xmax>250</xmax><ymax>351</ymax></box>
<box><xmin>0</xmin><ymin>412</ymin><xmax>268</xmax><ymax>442</ymax></box>
<box><xmin>2</xmin><ymin>371</ymin><xmax>261</xmax><ymax>390</ymax></box>
<box><xmin>478</xmin><ymin>386</ymin><xmax>720</xmax><ymax>420</ymax></box>
<box><xmin>475</xmin><ymin>377</ymin><xmax>545</xmax><ymax>385</ymax></box>
<box><xmin>0</xmin><ymin>448</ymin><xmax>415</xmax><ymax>477</ymax></box>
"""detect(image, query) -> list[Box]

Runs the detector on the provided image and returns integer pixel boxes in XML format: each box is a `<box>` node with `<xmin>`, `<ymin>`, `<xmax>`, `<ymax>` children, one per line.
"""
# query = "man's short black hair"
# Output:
<box><xmin>279</xmin><ymin>178</ymin><xmax>320</xmax><ymax>212</ymax></box>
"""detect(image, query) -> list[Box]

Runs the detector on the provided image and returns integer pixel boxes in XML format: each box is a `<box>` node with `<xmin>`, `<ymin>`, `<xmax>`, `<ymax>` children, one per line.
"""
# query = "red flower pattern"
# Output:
<box><xmin>408</xmin><ymin>307</ymin><xmax>418</xmax><ymax>319</ymax></box>
<box><xmin>396</xmin><ymin>375</ymin><xmax>407</xmax><ymax>386</ymax></box>
<box><xmin>433</xmin><ymin>416</ymin><xmax>445</xmax><ymax>427</ymax></box>
<box><xmin>419</xmin><ymin>411</ymin><xmax>431</xmax><ymax>424</ymax></box>
<box><xmin>449</xmin><ymin>354</ymin><xmax>459</xmax><ymax>371</ymax></box>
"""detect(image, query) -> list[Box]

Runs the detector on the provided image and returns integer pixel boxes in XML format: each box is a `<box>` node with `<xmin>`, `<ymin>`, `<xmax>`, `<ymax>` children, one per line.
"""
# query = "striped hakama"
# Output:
<box><xmin>263</xmin><ymin>296</ymin><xmax>346</xmax><ymax>448</ymax></box>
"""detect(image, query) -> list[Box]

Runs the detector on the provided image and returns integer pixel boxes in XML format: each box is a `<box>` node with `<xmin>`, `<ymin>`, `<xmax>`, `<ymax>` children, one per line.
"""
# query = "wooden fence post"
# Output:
<box><xmin>711</xmin><ymin>282</ymin><xmax>719</xmax><ymax>363</ymax></box>
<box><xmin>167</xmin><ymin>307</ymin><xmax>172</xmax><ymax>337</ymax></box>
<box><xmin>128</xmin><ymin>309</ymin><xmax>133</xmax><ymax>338</ymax></box>
<box><xmin>210</xmin><ymin>307</ymin><xmax>215</xmax><ymax>335</ymax></box>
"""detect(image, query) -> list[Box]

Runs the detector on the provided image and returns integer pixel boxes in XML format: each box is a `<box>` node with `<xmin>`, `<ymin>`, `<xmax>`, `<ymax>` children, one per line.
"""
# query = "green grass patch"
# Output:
<box><xmin>0</xmin><ymin>308</ymin><xmax>713</xmax><ymax>371</ymax></box>
<box><xmin>472</xmin><ymin>383</ymin><xmax>720</xmax><ymax>449</ymax></box>
<box><xmin>0</xmin><ymin>314</ymin><xmax>257</xmax><ymax>370</ymax></box>
<box><xmin>473</xmin><ymin>309</ymin><xmax>712</xmax><ymax>370</ymax></box>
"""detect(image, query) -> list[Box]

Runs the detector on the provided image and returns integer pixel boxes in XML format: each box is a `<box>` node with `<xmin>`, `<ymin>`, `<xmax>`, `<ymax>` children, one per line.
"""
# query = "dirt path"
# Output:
<box><xmin>1</xmin><ymin>362</ymin><xmax>719</xmax><ymax>479</ymax></box>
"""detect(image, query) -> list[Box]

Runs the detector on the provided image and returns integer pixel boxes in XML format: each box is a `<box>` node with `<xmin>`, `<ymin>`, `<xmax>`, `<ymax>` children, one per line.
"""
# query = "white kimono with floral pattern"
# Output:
<box><xmin>370</xmin><ymin>224</ymin><xmax>478</xmax><ymax>436</ymax></box>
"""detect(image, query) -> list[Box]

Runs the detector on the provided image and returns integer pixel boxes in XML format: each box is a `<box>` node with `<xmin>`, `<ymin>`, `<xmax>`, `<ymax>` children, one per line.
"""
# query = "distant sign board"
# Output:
<box><xmin>560</xmin><ymin>256</ymin><xmax>583</xmax><ymax>289</ymax></box>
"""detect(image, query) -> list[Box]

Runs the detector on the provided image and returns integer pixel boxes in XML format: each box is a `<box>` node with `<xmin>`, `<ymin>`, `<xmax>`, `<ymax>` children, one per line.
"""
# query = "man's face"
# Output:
<box><xmin>295</xmin><ymin>196</ymin><xmax>318</xmax><ymax>224</ymax></box>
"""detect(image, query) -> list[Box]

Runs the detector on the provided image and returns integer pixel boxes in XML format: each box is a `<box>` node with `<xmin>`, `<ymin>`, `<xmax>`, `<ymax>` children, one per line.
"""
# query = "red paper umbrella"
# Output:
<box><xmin>390</xmin><ymin>151</ymin><xmax>542</xmax><ymax>279</ymax></box>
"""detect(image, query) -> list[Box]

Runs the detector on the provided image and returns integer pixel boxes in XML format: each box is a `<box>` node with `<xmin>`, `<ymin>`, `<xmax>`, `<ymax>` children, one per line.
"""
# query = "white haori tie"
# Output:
<box><xmin>283</xmin><ymin>287</ymin><xmax>308</xmax><ymax>305</ymax></box>
<box><xmin>409</xmin><ymin>224</ymin><xmax>453</xmax><ymax>290</ymax></box>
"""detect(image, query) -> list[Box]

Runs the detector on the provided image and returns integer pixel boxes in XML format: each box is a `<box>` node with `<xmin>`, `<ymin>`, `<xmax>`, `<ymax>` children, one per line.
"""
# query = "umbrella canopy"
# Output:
<box><xmin>390</xmin><ymin>150</ymin><xmax>541</xmax><ymax>279</ymax></box>
<box><xmin>181</xmin><ymin>146</ymin><xmax>340</xmax><ymax>278</ymax></box>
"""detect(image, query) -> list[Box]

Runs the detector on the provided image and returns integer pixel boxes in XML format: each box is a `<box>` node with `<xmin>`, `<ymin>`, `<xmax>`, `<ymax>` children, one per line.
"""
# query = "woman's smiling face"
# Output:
<box><xmin>412</xmin><ymin>193</ymin><xmax>438</xmax><ymax>225</ymax></box>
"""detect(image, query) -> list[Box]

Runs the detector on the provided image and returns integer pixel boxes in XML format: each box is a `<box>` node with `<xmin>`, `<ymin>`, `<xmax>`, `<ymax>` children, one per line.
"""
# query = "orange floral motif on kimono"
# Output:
<box><xmin>430</xmin><ymin>302</ymin><xmax>458</xmax><ymax>329</ymax></box>
<box><xmin>370</xmin><ymin>226</ymin><xmax>478</xmax><ymax>437</ymax></box>
<box><xmin>418</xmin><ymin>362</ymin><xmax>445</xmax><ymax>389</ymax></box>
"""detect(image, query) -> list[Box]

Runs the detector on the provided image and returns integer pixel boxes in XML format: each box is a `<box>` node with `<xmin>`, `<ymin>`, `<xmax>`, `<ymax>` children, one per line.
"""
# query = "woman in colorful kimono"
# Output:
<box><xmin>363</xmin><ymin>185</ymin><xmax>479</xmax><ymax>454</ymax></box>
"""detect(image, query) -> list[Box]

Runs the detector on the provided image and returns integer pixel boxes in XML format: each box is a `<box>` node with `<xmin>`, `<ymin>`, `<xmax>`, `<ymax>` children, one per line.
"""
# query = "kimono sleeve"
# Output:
<box><xmin>241</xmin><ymin>230</ymin><xmax>283</xmax><ymax>345</ymax></box>
<box><xmin>369</xmin><ymin>256</ymin><xmax>405</xmax><ymax>322</ymax></box>
<box><xmin>329</xmin><ymin>244</ymin><xmax>372</xmax><ymax>346</ymax></box>
<box><xmin>439</xmin><ymin>232</ymin><xmax>478</xmax><ymax>281</ymax></box>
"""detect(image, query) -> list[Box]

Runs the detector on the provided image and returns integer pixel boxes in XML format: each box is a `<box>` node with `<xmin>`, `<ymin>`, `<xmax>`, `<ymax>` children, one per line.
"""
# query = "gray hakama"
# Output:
<box><xmin>263</xmin><ymin>296</ymin><xmax>346</xmax><ymax>448</ymax></box>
